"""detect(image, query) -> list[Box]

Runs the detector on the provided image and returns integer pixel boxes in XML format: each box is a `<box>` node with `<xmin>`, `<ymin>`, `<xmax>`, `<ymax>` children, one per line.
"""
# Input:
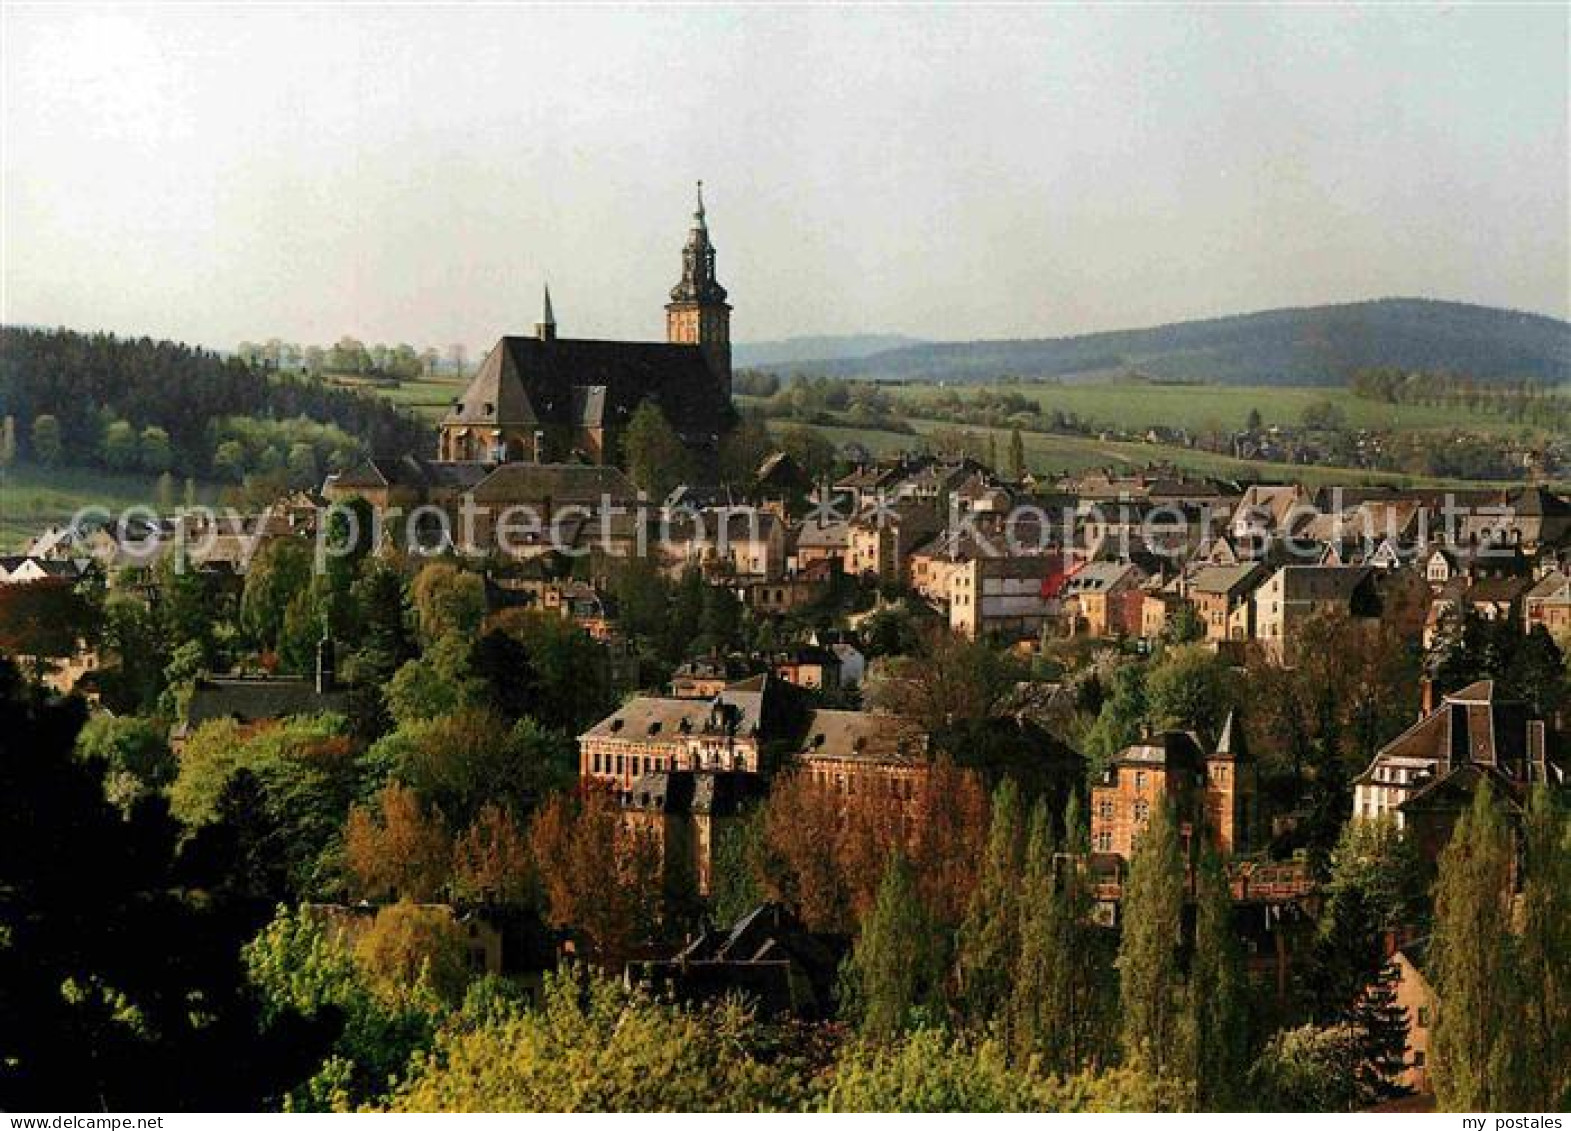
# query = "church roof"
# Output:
<box><xmin>446</xmin><ymin>335</ymin><xmax>730</xmax><ymax>444</ymax></box>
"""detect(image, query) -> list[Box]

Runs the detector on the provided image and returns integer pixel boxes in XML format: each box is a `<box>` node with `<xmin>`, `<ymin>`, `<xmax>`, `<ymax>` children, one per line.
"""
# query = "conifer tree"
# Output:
<box><xmin>1008</xmin><ymin>427</ymin><xmax>1026</xmax><ymax>481</ymax></box>
<box><xmin>1117</xmin><ymin>798</ymin><xmax>1185</xmax><ymax>1075</ymax></box>
<box><xmin>1516</xmin><ymin>786</ymin><xmax>1571</xmax><ymax>1109</ymax></box>
<box><xmin>1430</xmin><ymin>783</ymin><xmax>1521</xmax><ymax>1110</ymax></box>
<box><xmin>957</xmin><ymin>779</ymin><xmax>1024</xmax><ymax>1027</ymax></box>
<box><xmin>1010</xmin><ymin>799</ymin><xmax>1062</xmax><ymax>1065</ymax></box>
<box><xmin>846</xmin><ymin>852</ymin><xmax>945</xmax><ymax>1042</ymax></box>
<box><xmin>1179</xmin><ymin>849</ymin><xmax>1249</xmax><ymax>1109</ymax></box>
<box><xmin>1346</xmin><ymin>959</ymin><xmax>1412</xmax><ymax>1109</ymax></box>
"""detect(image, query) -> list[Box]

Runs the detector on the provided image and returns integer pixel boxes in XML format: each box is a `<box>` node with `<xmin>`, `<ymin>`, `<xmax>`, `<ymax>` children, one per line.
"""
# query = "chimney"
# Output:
<box><xmin>1420</xmin><ymin>676</ymin><xmax>1435</xmax><ymax>716</ymax></box>
<box><xmin>316</xmin><ymin>631</ymin><xmax>336</xmax><ymax>695</ymax></box>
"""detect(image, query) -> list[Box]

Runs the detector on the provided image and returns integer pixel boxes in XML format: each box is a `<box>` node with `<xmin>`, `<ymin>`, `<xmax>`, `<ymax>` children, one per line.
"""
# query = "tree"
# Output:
<box><xmin>241</xmin><ymin>539</ymin><xmax>313</xmax><ymax>654</ymax></box>
<box><xmin>1117</xmin><ymin>799</ymin><xmax>1184</xmax><ymax>1075</ymax></box>
<box><xmin>719</xmin><ymin>412</ymin><xmax>773</xmax><ymax>486</ymax></box>
<box><xmin>868</xmin><ymin>631</ymin><xmax>1026</xmax><ymax>732</ymax></box>
<box><xmin>244</xmin><ymin>904</ymin><xmax>442</xmax><ymax>1110</ymax></box>
<box><xmin>378</xmin><ymin>967</ymin><xmax>807</xmax><ymax>1112</ymax></box>
<box><xmin>344</xmin><ymin>783</ymin><xmax>453</xmax><ymax>902</ymax></box>
<box><xmin>1008</xmin><ymin>427</ymin><xmax>1026</xmax><ymax>480</ymax></box>
<box><xmin>353</xmin><ymin>901</ymin><xmax>471</xmax><ymax>1005</ymax></box>
<box><xmin>1178</xmin><ymin>851</ymin><xmax>1249</xmax><ymax>1109</ymax></box>
<box><xmin>844</xmin><ymin>852</ymin><xmax>946</xmax><ymax>1042</ymax></box>
<box><xmin>0</xmin><ymin>578</ymin><xmax>96</xmax><ymax>679</ymax></box>
<box><xmin>409</xmin><ymin>562</ymin><xmax>486</xmax><ymax>646</ymax></box>
<box><xmin>1516</xmin><ymin>787</ymin><xmax>1571</xmax><ymax>1109</ymax></box>
<box><xmin>1300</xmin><ymin>399</ymin><xmax>1347</xmax><ymax>432</ymax></box>
<box><xmin>73</xmin><ymin>713</ymin><xmax>174</xmax><ymax>814</ymax></box>
<box><xmin>778</xmin><ymin>424</ymin><xmax>837</xmax><ymax>482</ymax></box>
<box><xmin>138</xmin><ymin>426</ymin><xmax>172</xmax><ymax>474</ymax></box>
<box><xmin>30</xmin><ymin>413</ymin><xmax>62</xmax><ymax>466</ymax></box>
<box><xmin>957</xmin><ymin>779</ymin><xmax>1024</xmax><ymax>1026</ymax></box>
<box><xmin>621</xmin><ymin>400</ymin><xmax>692</xmax><ymax>498</ymax></box>
<box><xmin>1144</xmin><ymin>644</ymin><xmax>1233</xmax><ymax>742</ymax></box>
<box><xmin>529</xmin><ymin>788</ymin><xmax>661</xmax><ymax>966</ymax></box>
<box><xmin>1429</xmin><ymin>783</ymin><xmax>1521</xmax><ymax>1110</ymax></box>
<box><xmin>452</xmin><ymin>802</ymin><xmax>535</xmax><ymax>905</ymax></box>
<box><xmin>710</xmin><ymin>807</ymin><xmax>767</xmax><ymax>927</ymax></box>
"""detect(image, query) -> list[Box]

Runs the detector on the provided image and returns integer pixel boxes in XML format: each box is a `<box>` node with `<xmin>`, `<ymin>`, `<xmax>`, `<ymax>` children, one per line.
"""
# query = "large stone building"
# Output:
<box><xmin>438</xmin><ymin>185</ymin><xmax>735</xmax><ymax>471</ymax></box>
<box><xmin>1089</xmin><ymin>713</ymin><xmax>1257</xmax><ymax>860</ymax></box>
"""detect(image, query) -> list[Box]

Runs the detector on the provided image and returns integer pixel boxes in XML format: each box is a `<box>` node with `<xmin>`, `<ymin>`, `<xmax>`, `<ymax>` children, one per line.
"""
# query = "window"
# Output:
<box><xmin>1412</xmin><ymin>1051</ymin><xmax>1426</xmax><ymax>1067</ymax></box>
<box><xmin>1134</xmin><ymin>799</ymin><xmax>1150</xmax><ymax>823</ymax></box>
<box><xmin>1098</xmin><ymin>800</ymin><xmax>1114</xmax><ymax>821</ymax></box>
<box><xmin>1417</xmin><ymin>1006</ymin><xmax>1430</xmax><ymax>1028</ymax></box>
<box><xmin>1095</xmin><ymin>831</ymin><xmax>1113</xmax><ymax>852</ymax></box>
<box><xmin>1135</xmin><ymin>771</ymin><xmax>1148</xmax><ymax>791</ymax></box>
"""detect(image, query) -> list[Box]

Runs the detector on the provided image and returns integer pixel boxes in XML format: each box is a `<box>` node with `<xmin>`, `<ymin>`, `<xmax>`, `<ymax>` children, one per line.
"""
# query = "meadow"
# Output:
<box><xmin>778</xmin><ymin>417</ymin><xmax>1531</xmax><ymax>491</ymax></box>
<box><xmin>0</xmin><ymin>464</ymin><xmax>220</xmax><ymax>551</ymax></box>
<box><xmin>881</xmin><ymin>381</ymin><xmax>1553</xmax><ymax>438</ymax></box>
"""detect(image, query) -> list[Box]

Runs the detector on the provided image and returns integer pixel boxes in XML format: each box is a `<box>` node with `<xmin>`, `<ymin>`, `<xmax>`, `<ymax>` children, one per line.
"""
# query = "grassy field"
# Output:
<box><xmin>0</xmin><ymin>464</ymin><xmax>222</xmax><ymax>552</ymax></box>
<box><xmin>329</xmin><ymin>373</ymin><xmax>465</xmax><ymax>421</ymax></box>
<box><xmin>882</xmin><ymin>382</ymin><xmax>1554</xmax><ymax>438</ymax></box>
<box><xmin>775</xmin><ymin>417</ymin><xmax>1533</xmax><ymax>491</ymax></box>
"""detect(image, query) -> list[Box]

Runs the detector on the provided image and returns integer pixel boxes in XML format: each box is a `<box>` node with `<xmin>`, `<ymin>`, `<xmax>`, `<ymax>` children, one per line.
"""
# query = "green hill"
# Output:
<box><xmin>779</xmin><ymin>298</ymin><xmax>1570</xmax><ymax>386</ymax></box>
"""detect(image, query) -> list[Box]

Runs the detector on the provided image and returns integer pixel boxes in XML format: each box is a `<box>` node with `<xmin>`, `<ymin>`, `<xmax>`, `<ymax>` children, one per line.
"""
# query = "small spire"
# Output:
<box><xmin>694</xmin><ymin>180</ymin><xmax>706</xmax><ymax>227</ymax></box>
<box><xmin>536</xmin><ymin>283</ymin><xmax>557</xmax><ymax>341</ymax></box>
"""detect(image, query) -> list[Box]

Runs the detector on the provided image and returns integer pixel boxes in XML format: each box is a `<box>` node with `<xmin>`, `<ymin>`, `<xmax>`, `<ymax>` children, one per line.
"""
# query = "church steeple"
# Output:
<box><xmin>667</xmin><ymin>181</ymin><xmax>732</xmax><ymax>399</ymax></box>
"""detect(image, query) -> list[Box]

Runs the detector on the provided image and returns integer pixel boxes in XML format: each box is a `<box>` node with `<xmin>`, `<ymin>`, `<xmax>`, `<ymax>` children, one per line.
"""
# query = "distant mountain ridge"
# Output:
<box><xmin>734</xmin><ymin>334</ymin><xmax>927</xmax><ymax>369</ymax></box>
<box><xmin>773</xmin><ymin>299</ymin><xmax>1571</xmax><ymax>386</ymax></box>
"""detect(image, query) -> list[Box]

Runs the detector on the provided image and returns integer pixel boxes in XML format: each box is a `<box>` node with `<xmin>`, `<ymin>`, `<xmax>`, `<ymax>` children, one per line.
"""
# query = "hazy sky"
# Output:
<box><xmin>3</xmin><ymin>5</ymin><xmax>1567</xmax><ymax>351</ymax></box>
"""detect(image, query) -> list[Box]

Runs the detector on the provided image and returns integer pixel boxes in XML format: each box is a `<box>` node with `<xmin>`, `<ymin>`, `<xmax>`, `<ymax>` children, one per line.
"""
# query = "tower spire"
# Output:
<box><xmin>536</xmin><ymin>283</ymin><xmax>557</xmax><ymax>341</ymax></box>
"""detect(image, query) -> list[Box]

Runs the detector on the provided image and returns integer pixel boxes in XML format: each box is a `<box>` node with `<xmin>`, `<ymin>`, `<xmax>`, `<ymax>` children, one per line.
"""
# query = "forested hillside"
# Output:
<box><xmin>0</xmin><ymin>327</ymin><xmax>429</xmax><ymax>479</ymax></box>
<box><xmin>780</xmin><ymin>299</ymin><xmax>1571</xmax><ymax>386</ymax></box>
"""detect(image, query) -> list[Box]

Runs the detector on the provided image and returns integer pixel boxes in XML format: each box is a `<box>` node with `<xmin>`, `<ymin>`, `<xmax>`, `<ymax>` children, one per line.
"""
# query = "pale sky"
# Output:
<box><xmin>3</xmin><ymin>4</ymin><xmax>1567</xmax><ymax>352</ymax></box>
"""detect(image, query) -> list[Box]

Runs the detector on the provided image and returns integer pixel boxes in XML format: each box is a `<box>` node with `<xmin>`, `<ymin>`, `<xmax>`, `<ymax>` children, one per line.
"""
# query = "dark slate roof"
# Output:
<box><xmin>467</xmin><ymin>462</ymin><xmax>637</xmax><ymax>506</ymax></box>
<box><xmin>183</xmin><ymin>676</ymin><xmax>350</xmax><ymax>731</ymax></box>
<box><xmin>447</xmin><ymin>336</ymin><xmax>731</xmax><ymax>444</ymax></box>
<box><xmin>329</xmin><ymin>455</ymin><xmax>490</xmax><ymax>492</ymax></box>
<box><xmin>623</xmin><ymin>770</ymin><xmax>766</xmax><ymax>817</ymax></box>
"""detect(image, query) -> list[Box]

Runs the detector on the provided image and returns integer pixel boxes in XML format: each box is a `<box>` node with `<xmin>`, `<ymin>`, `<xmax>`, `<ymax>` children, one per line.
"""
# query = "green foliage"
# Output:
<box><xmin>957</xmin><ymin>779</ymin><xmax>1024</xmax><ymax>1027</ymax></box>
<box><xmin>73</xmin><ymin>713</ymin><xmax>174</xmax><ymax>813</ymax></box>
<box><xmin>386</xmin><ymin>632</ymin><xmax>478</xmax><ymax>725</ymax></box>
<box><xmin>379</xmin><ymin>967</ymin><xmax>809</xmax><ymax>1112</ymax></box>
<box><xmin>409</xmin><ymin>563</ymin><xmax>486</xmax><ymax>646</ymax></box>
<box><xmin>1248</xmin><ymin>1024</ymin><xmax>1362</xmax><ymax>1112</ymax></box>
<box><xmin>843</xmin><ymin>853</ymin><xmax>947</xmax><ymax>1042</ymax></box>
<box><xmin>1144</xmin><ymin>644</ymin><xmax>1233</xmax><ymax>742</ymax></box>
<box><xmin>367</xmin><ymin>709</ymin><xmax>573</xmax><ymax>828</ymax></box>
<box><xmin>824</xmin><ymin>1029</ymin><xmax>1193</xmax><ymax>1112</ymax></box>
<box><xmin>1082</xmin><ymin>662</ymin><xmax>1146</xmax><ymax>782</ymax></box>
<box><xmin>621</xmin><ymin>400</ymin><xmax>694</xmax><ymax>497</ymax></box>
<box><xmin>244</xmin><ymin>905</ymin><xmax>442</xmax><ymax>1110</ymax></box>
<box><xmin>242</xmin><ymin>539</ymin><xmax>314</xmax><ymax>654</ymax></box>
<box><xmin>1117</xmin><ymin>798</ymin><xmax>1184</xmax><ymax>1076</ymax></box>
<box><xmin>1178</xmin><ymin>851</ymin><xmax>1250</xmax><ymax>1109</ymax></box>
<box><xmin>1517</xmin><ymin>787</ymin><xmax>1571</xmax><ymax>1109</ymax></box>
<box><xmin>30</xmin><ymin>413</ymin><xmax>62</xmax><ymax>465</ymax></box>
<box><xmin>710</xmin><ymin>807</ymin><xmax>767</xmax><ymax>927</ymax></box>
<box><xmin>1429</xmin><ymin>783</ymin><xmax>1521</xmax><ymax>1109</ymax></box>
<box><xmin>170</xmin><ymin>714</ymin><xmax>356</xmax><ymax>895</ymax></box>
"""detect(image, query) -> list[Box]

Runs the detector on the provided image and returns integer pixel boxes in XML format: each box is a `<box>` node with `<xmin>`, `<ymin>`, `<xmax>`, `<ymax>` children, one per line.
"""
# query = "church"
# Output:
<box><xmin>438</xmin><ymin>184</ymin><xmax>737</xmax><ymax>473</ymax></box>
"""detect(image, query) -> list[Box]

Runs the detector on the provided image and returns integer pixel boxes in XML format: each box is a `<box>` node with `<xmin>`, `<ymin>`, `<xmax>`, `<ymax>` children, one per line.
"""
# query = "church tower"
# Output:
<box><xmin>666</xmin><ymin>181</ymin><xmax>732</xmax><ymax>399</ymax></box>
